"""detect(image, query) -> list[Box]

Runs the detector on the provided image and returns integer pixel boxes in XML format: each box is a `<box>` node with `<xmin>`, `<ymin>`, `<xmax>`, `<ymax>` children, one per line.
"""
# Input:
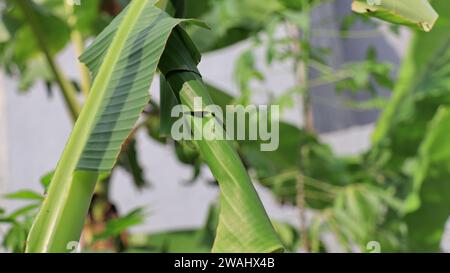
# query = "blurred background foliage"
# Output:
<box><xmin>1</xmin><ymin>0</ymin><xmax>449</xmax><ymax>253</ymax></box>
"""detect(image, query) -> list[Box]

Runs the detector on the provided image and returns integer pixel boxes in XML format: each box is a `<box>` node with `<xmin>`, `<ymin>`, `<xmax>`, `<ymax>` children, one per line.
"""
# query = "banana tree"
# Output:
<box><xmin>368</xmin><ymin>0</ymin><xmax>450</xmax><ymax>251</ymax></box>
<box><xmin>25</xmin><ymin>0</ymin><xmax>282</xmax><ymax>253</ymax></box>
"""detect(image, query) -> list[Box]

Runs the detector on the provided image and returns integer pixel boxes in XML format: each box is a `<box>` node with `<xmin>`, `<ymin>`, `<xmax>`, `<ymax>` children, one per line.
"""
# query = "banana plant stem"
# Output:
<box><xmin>17</xmin><ymin>0</ymin><xmax>81</xmax><ymax>121</ymax></box>
<box><xmin>64</xmin><ymin>0</ymin><xmax>90</xmax><ymax>96</ymax></box>
<box><xmin>285</xmin><ymin>0</ymin><xmax>313</xmax><ymax>252</ymax></box>
<box><xmin>297</xmin><ymin>2</ymin><xmax>312</xmax><ymax>252</ymax></box>
<box><xmin>25</xmin><ymin>0</ymin><xmax>148</xmax><ymax>252</ymax></box>
<box><xmin>159</xmin><ymin>28</ymin><xmax>283</xmax><ymax>252</ymax></box>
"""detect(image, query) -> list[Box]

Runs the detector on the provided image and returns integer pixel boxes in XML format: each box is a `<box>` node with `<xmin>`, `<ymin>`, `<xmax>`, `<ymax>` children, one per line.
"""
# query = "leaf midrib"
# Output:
<box><xmin>36</xmin><ymin>0</ymin><xmax>148</xmax><ymax>250</ymax></box>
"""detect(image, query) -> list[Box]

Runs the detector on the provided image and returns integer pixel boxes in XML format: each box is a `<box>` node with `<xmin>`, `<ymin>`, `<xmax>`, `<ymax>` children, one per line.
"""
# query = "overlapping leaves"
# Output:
<box><xmin>371</xmin><ymin>0</ymin><xmax>450</xmax><ymax>251</ymax></box>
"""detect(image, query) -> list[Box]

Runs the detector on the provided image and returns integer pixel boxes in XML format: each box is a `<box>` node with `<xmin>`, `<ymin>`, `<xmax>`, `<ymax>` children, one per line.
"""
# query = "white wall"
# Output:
<box><xmin>0</xmin><ymin>73</ymin><xmax>7</xmax><ymax>199</ymax></box>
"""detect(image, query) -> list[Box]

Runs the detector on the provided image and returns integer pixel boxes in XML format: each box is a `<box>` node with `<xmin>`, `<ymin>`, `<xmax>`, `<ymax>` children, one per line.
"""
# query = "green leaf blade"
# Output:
<box><xmin>406</xmin><ymin>107</ymin><xmax>450</xmax><ymax>251</ymax></box>
<box><xmin>352</xmin><ymin>0</ymin><xmax>439</xmax><ymax>32</ymax></box>
<box><xmin>371</xmin><ymin>0</ymin><xmax>450</xmax><ymax>251</ymax></box>
<box><xmin>77</xmin><ymin>1</ymin><xmax>184</xmax><ymax>171</ymax></box>
<box><xmin>4</xmin><ymin>190</ymin><xmax>44</xmax><ymax>201</ymax></box>
<box><xmin>26</xmin><ymin>1</ymin><xmax>189</xmax><ymax>252</ymax></box>
<box><xmin>160</xmin><ymin>30</ymin><xmax>283</xmax><ymax>252</ymax></box>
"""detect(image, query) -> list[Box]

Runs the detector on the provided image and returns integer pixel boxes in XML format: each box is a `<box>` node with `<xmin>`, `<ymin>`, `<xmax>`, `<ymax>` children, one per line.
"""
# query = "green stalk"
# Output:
<box><xmin>298</xmin><ymin>0</ymin><xmax>313</xmax><ymax>133</ymax></box>
<box><xmin>286</xmin><ymin>0</ymin><xmax>313</xmax><ymax>251</ymax></box>
<box><xmin>26</xmin><ymin>172</ymin><xmax>98</xmax><ymax>252</ymax></box>
<box><xmin>16</xmin><ymin>0</ymin><xmax>81</xmax><ymax>121</ymax></box>
<box><xmin>64</xmin><ymin>1</ymin><xmax>90</xmax><ymax>96</ymax></box>
<box><xmin>25</xmin><ymin>0</ymin><xmax>149</xmax><ymax>252</ymax></box>
<box><xmin>159</xmin><ymin>1</ymin><xmax>281</xmax><ymax>252</ymax></box>
<box><xmin>159</xmin><ymin>29</ymin><xmax>283</xmax><ymax>253</ymax></box>
<box><xmin>298</xmin><ymin>1</ymin><xmax>312</xmax><ymax>253</ymax></box>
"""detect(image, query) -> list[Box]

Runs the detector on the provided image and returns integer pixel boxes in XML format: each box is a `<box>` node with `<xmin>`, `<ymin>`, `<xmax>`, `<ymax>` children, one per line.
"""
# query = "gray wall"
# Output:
<box><xmin>0</xmin><ymin>74</ymin><xmax>7</xmax><ymax>200</ymax></box>
<box><xmin>309</xmin><ymin>0</ymin><xmax>406</xmax><ymax>132</ymax></box>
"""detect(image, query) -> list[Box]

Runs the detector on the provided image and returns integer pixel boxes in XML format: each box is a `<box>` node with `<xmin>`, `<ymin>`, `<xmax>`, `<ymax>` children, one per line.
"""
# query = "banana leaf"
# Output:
<box><xmin>352</xmin><ymin>0</ymin><xmax>438</xmax><ymax>32</ymax></box>
<box><xmin>159</xmin><ymin>27</ymin><xmax>283</xmax><ymax>253</ymax></box>
<box><xmin>371</xmin><ymin>0</ymin><xmax>450</xmax><ymax>251</ymax></box>
<box><xmin>26</xmin><ymin>0</ymin><xmax>199</xmax><ymax>252</ymax></box>
<box><xmin>406</xmin><ymin>107</ymin><xmax>450</xmax><ymax>251</ymax></box>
